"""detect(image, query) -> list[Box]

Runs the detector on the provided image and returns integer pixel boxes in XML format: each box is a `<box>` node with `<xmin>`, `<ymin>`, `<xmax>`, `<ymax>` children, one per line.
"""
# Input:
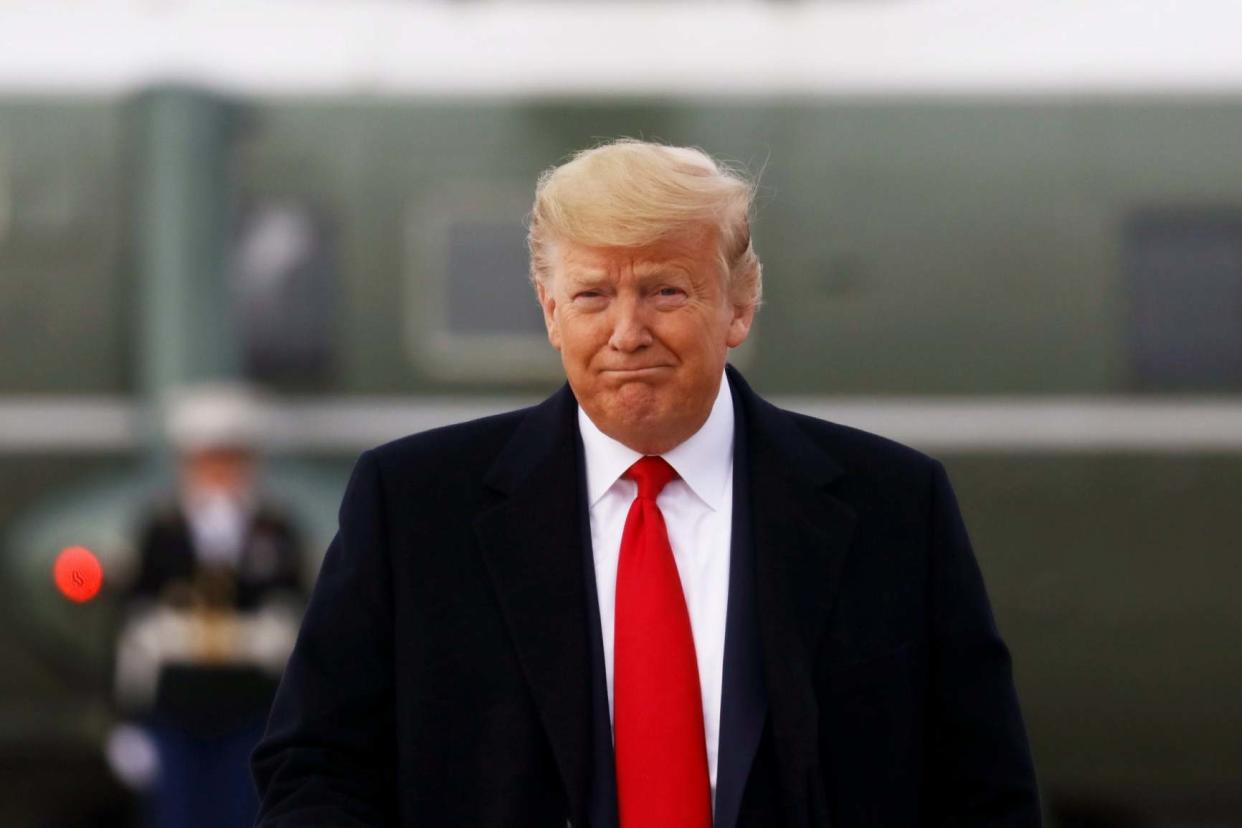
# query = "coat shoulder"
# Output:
<box><xmin>777</xmin><ymin>406</ymin><xmax>941</xmax><ymax>503</ymax></box>
<box><xmin>729</xmin><ymin>367</ymin><xmax>939</xmax><ymax>494</ymax></box>
<box><xmin>362</xmin><ymin>405</ymin><xmax>533</xmax><ymax>485</ymax></box>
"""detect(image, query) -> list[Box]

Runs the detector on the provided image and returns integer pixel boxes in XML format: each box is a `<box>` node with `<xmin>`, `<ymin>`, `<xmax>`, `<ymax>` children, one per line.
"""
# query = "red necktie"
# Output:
<box><xmin>614</xmin><ymin>456</ymin><xmax>713</xmax><ymax>828</ymax></box>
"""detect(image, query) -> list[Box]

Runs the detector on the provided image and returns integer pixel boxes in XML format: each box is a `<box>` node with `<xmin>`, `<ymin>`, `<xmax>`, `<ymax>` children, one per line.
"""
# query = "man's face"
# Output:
<box><xmin>181</xmin><ymin>447</ymin><xmax>256</xmax><ymax>500</ymax></box>
<box><xmin>537</xmin><ymin>227</ymin><xmax>755</xmax><ymax>454</ymax></box>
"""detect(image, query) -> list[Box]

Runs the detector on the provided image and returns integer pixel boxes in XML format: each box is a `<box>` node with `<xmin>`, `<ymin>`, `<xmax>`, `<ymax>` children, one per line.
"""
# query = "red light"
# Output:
<box><xmin>53</xmin><ymin>546</ymin><xmax>103</xmax><ymax>603</ymax></box>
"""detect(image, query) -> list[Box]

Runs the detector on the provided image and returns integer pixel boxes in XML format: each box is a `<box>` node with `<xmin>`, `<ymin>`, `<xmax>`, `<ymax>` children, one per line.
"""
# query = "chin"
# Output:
<box><xmin>608</xmin><ymin>382</ymin><xmax>669</xmax><ymax>419</ymax></box>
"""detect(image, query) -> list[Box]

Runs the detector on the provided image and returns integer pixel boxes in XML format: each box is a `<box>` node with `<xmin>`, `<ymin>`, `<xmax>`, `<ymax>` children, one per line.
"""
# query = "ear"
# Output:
<box><xmin>725</xmin><ymin>299</ymin><xmax>756</xmax><ymax>348</ymax></box>
<box><xmin>536</xmin><ymin>280</ymin><xmax>562</xmax><ymax>352</ymax></box>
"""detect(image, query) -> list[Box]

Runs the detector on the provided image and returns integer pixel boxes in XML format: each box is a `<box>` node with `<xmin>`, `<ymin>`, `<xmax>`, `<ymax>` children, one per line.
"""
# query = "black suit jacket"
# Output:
<box><xmin>131</xmin><ymin>499</ymin><xmax>305</xmax><ymax>611</ymax></box>
<box><xmin>253</xmin><ymin>366</ymin><xmax>1040</xmax><ymax>827</ymax></box>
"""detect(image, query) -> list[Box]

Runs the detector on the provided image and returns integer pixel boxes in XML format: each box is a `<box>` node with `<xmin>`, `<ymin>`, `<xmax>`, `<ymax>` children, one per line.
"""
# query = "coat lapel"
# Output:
<box><xmin>728</xmin><ymin>366</ymin><xmax>858</xmax><ymax>828</ymax></box>
<box><xmin>473</xmin><ymin>385</ymin><xmax>593</xmax><ymax>824</ymax></box>
<box><xmin>714</xmin><ymin>374</ymin><xmax>767</xmax><ymax>828</ymax></box>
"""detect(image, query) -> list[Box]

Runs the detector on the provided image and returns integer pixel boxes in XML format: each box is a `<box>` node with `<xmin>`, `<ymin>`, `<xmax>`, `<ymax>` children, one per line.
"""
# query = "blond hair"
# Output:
<box><xmin>528</xmin><ymin>139</ymin><xmax>762</xmax><ymax>307</ymax></box>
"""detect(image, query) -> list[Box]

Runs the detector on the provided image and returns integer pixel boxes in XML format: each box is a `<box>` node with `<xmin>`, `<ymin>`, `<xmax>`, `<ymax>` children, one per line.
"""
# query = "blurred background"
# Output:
<box><xmin>2</xmin><ymin>0</ymin><xmax>1241</xmax><ymax>825</ymax></box>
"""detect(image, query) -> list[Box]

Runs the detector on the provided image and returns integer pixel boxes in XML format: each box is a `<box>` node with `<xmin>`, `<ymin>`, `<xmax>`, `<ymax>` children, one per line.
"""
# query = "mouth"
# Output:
<box><xmin>600</xmin><ymin>366</ymin><xmax>674</xmax><ymax>377</ymax></box>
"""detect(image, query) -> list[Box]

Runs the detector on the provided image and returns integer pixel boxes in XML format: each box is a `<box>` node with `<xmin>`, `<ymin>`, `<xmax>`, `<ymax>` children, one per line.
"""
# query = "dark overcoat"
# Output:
<box><xmin>253</xmin><ymin>365</ymin><xmax>1040</xmax><ymax>827</ymax></box>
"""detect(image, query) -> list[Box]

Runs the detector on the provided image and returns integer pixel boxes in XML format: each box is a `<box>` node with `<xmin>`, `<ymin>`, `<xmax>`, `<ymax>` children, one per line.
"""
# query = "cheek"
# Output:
<box><xmin>558</xmin><ymin>315</ymin><xmax>608</xmax><ymax>365</ymax></box>
<box><xmin>661</xmin><ymin>314</ymin><xmax>725</xmax><ymax>360</ymax></box>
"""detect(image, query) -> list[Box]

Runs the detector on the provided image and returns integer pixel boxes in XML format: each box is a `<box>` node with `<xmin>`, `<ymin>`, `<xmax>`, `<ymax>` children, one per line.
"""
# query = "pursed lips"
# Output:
<box><xmin>599</xmin><ymin>365</ymin><xmax>674</xmax><ymax>374</ymax></box>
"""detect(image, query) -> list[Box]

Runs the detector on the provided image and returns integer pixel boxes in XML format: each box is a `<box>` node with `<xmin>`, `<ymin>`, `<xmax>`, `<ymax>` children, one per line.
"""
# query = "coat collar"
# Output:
<box><xmin>474</xmin><ymin>383</ymin><xmax>595</xmax><ymax>823</ymax></box>
<box><xmin>729</xmin><ymin>365</ymin><xmax>858</xmax><ymax>827</ymax></box>
<box><xmin>474</xmin><ymin>366</ymin><xmax>858</xmax><ymax>827</ymax></box>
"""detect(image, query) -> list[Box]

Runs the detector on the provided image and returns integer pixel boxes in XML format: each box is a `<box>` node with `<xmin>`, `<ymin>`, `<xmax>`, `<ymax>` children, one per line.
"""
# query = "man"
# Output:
<box><xmin>115</xmin><ymin>384</ymin><xmax>306</xmax><ymax>828</ymax></box>
<box><xmin>253</xmin><ymin>140</ymin><xmax>1040</xmax><ymax>827</ymax></box>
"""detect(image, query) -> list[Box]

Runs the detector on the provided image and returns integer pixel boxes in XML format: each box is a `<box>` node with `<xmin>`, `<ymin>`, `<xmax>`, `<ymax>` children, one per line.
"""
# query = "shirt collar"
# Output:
<box><xmin>577</xmin><ymin>371</ymin><xmax>734</xmax><ymax>511</ymax></box>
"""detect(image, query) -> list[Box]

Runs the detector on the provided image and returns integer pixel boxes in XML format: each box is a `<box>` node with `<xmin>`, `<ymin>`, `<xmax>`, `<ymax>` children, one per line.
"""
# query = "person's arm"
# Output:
<box><xmin>127</xmin><ymin>506</ymin><xmax>173</xmax><ymax>604</ymax></box>
<box><xmin>924</xmin><ymin>460</ymin><xmax>1041</xmax><ymax>827</ymax></box>
<box><xmin>256</xmin><ymin>505</ymin><xmax>311</xmax><ymax>601</ymax></box>
<box><xmin>252</xmin><ymin>451</ymin><xmax>397</xmax><ymax>827</ymax></box>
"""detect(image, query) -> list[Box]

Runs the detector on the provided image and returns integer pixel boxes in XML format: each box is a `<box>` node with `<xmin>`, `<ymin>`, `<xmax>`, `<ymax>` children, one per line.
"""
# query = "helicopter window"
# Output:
<box><xmin>1124</xmin><ymin>209</ymin><xmax>1242</xmax><ymax>391</ymax></box>
<box><xmin>443</xmin><ymin>221</ymin><xmax>545</xmax><ymax>336</ymax></box>
<box><xmin>403</xmin><ymin>183</ymin><xmax>561</xmax><ymax>383</ymax></box>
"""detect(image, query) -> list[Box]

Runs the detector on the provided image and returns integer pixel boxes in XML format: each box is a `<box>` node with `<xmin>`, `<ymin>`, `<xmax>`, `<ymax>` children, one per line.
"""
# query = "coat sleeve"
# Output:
<box><xmin>252</xmin><ymin>450</ymin><xmax>397</xmax><ymax>826</ymax></box>
<box><xmin>924</xmin><ymin>459</ymin><xmax>1042</xmax><ymax>827</ymax></box>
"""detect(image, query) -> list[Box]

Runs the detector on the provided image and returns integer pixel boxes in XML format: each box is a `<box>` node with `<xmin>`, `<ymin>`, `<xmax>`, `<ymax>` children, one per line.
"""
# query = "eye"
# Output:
<box><xmin>652</xmin><ymin>285</ymin><xmax>688</xmax><ymax>306</ymax></box>
<box><xmin>572</xmin><ymin>290</ymin><xmax>609</xmax><ymax>308</ymax></box>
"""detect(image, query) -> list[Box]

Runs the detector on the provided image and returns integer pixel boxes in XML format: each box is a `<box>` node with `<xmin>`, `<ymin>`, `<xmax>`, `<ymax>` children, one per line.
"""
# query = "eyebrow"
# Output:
<box><xmin>632</xmin><ymin>262</ymin><xmax>690</xmax><ymax>280</ymax></box>
<box><xmin>563</xmin><ymin>270</ymin><xmax>609</xmax><ymax>284</ymax></box>
<box><xmin>561</xmin><ymin>272</ymin><xmax>611</xmax><ymax>293</ymax></box>
<box><xmin>561</xmin><ymin>260</ymin><xmax>690</xmax><ymax>282</ymax></box>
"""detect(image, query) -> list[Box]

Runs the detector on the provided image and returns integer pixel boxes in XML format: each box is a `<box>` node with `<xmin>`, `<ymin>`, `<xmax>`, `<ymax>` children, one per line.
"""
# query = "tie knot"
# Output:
<box><xmin>625</xmin><ymin>456</ymin><xmax>678</xmax><ymax>500</ymax></box>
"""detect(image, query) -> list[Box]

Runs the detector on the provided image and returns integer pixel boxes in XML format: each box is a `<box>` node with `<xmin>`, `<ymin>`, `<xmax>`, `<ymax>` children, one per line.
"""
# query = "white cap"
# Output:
<box><xmin>163</xmin><ymin>383</ymin><xmax>269</xmax><ymax>452</ymax></box>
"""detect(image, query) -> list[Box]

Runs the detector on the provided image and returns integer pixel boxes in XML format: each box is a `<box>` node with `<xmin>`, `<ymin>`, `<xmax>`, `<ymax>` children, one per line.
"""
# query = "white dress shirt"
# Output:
<box><xmin>577</xmin><ymin>371</ymin><xmax>734</xmax><ymax>798</ymax></box>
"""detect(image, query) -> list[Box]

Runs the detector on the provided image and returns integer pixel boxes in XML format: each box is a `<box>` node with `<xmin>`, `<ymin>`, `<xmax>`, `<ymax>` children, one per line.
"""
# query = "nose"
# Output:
<box><xmin>608</xmin><ymin>294</ymin><xmax>653</xmax><ymax>353</ymax></box>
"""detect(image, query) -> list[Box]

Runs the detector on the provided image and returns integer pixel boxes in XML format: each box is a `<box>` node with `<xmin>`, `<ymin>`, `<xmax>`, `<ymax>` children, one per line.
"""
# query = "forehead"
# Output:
<box><xmin>553</xmin><ymin>228</ymin><xmax>719</xmax><ymax>277</ymax></box>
